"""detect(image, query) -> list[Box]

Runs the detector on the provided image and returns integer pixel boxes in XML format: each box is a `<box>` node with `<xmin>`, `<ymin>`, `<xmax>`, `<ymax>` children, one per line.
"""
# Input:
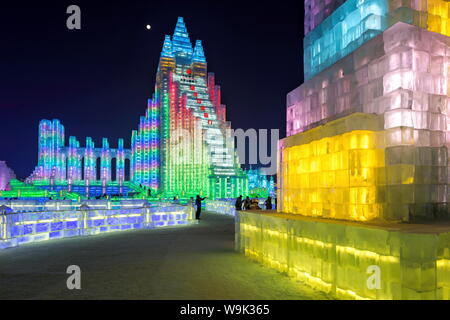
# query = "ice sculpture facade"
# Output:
<box><xmin>304</xmin><ymin>0</ymin><xmax>347</xmax><ymax>35</ymax></box>
<box><xmin>304</xmin><ymin>0</ymin><xmax>450</xmax><ymax>80</ymax></box>
<box><xmin>132</xmin><ymin>17</ymin><xmax>247</xmax><ymax>198</ymax></box>
<box><xmin>0</xmin><ymin>162</ymin><xmax>15</xmax><ymax>191</ymax></box>
<box><xmin>29</xmin><ymin>119</ymin><xmax>131</xmax><ymax>185</ymax></box>
<box><xmin>205</xmin><ymin>199</ymin><xmax>237</xmax><ymax>216</ymax></box>
<box><xmin>289</xmin><ymin>22</ymin><xmax>450</xmax><ymax>137</ymax></box>
<box><xmin>247</xmin><ymin>168</ymin><xmax>275</xmax><ymax>197</ymax></box>
<box><xmin>28</xmin><ymin>18</ymin><xmax>247</xmax><ymax>199</ymax></box>
<box><xmin>281</xmin><ymin>2</ymin><xmax>450</xmax><ymax>222</ymax></box>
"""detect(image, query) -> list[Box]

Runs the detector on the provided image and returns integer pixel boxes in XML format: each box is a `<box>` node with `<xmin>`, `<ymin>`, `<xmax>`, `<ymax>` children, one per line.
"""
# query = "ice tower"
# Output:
<box><xmin>132</xmin><ymin>17</ymin><xmax>247</xmax><ymax>198</ymax></box>
<box><xmin>236</xmin><ymin>1</ymin><xmax>450</xmax><ymax>300</ymax></box>
<box><xmin>279</xmin><ymin>0</ymin><xmax>450</xmax><ymax>222</ymax></box>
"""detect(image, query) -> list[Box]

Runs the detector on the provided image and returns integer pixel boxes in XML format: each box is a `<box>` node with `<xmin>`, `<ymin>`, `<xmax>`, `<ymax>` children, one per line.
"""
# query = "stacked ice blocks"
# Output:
<box><xmin>281</xmin><ymin>1</ymin><xmax>450</xmax><ymax>222</ymax></box>
<box><xmin>281</xmin><ymin>112</ymin><xmax>450</xmax><ymax>221</ymax></box>
<box><xmin>304</xmin><ymin>0</ymin><xmax>347</xmax><ymax>36</ymax></box>
<box><xmin>304</xmin><ymin>0</ymin><xmax>450</xmax><ymax>80</ymax></box>
<box><xmin>292</xmin><ymin>22</ymin><xmax>450</xmax><ymax>137</ymax></box>
<box><xmin>236</xmin><ymin>211</ymin><xmax>450</xmax><ymax>299</ymax></box>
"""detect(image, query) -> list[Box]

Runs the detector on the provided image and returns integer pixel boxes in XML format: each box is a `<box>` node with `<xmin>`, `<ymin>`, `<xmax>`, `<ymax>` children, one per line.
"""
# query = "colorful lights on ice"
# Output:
<box><xmin>132</xmin><ymin>17</ymin><xmax>247</xmax><ymax>198</ymax></box>
<box><xmin>283</xmin><ymin>20</ymin><xmax>450</xmax><ymax>222</ymax></box>
<box><xmin>27</xmin><ymin>17</ymin><xmax>248</xmax><ymax>199</ymax></box>
<box><xmin>304</xmin><ymin>0</ymin><xmax>450</xmax><ymax>80</ymax></box>
<box><xmin>236</xmin><ymin>211</ymin><xmax>450</xmax><ymax>300</ymax></box>
<box><xmin>0</xmin><ymin>204</ymin><xmax>194</xmax><ymax>250</ymax></box>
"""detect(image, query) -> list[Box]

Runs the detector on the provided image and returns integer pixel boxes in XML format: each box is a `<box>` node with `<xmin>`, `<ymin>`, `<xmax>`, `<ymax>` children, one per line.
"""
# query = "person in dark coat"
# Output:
<box><xmin>264</xmin><ymin>196</ymin><xmax>273</xmax><ymax>210</ymax></box>
<box><xmin>244</xmin><ymin>196</ymin><xmax>251</xmax><ymax>210</ymax></box>
<box><xmin>195</xmin><ymin>195</ymin><xmax>207</xmax><ymax>220</ymax></box>
<box><xmin>235</xmin><ymin>195</ymin><xmax>243</xmax><ymax>211</ymax></box>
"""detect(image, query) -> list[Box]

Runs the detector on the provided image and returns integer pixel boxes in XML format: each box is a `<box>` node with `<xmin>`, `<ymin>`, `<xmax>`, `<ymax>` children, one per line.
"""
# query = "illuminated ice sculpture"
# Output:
<box><xmin>28</xmin><ymin>17</ymin><xmax>247</xmax><ymax>199</ymax></box>
<box><xmin>0</xmin><ymin>162</ymin><xmax>15</xmax><ymax>191</ymax></box>
<box><xmin>131</xmin><ymin>17</ymin><xmax>247</xmax><ymax>198</ymax></box>
<box><xmin>247</xmin><ymin>167</ymin><xmax>275</xmax><ymax>198</ymax></box>
<box><xmin>28</xmin><ymin>119</ymin><xmax>130</xmax><ymax>186</ymax></box>
<box><xmin>280</xmin><ymin>2</ymin><xmax>450</xmax><ymax>222</ymax></box>
<box><xmin>304</xmin><ymin>0</ymin><xmax>450</xmax><ymax>80</ymax></box>
<box><xmin>236</xmin><ymin>0</ymin><xmax>450</xmax><ymax>300</ymax></box>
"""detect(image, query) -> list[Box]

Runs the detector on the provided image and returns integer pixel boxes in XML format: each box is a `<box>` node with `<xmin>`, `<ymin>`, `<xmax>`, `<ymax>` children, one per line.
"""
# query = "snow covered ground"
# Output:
<box><xmin>0</xmin><ymin>212</ymin><xmax>330</xmax><ymax>300</ymax></box>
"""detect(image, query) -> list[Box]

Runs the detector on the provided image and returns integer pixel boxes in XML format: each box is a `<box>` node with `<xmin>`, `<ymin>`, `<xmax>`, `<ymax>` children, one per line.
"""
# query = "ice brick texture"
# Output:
<box><xmin>0</xmin><ymin>206</ymin><xmax>193</xmax><ymax>250</ymax></box>
<box><xmin>236</xmin><ymin>211</ymin><xmax>450</xmax><ymax>300</ymax></box>
<box><xmin>290</xmin><ymin>22</ymin><xmax>450</xmax><ymax>138</ymax></box>
<box><xmin>279</xmin><ymin>113</ymin><xmax>449</xmax><ymax>222</ymax></box>
<box><xmin>304</xmin><ymin>0</ymin><xmax>347</xmax><ymax>35</ymax></box>
<box><xmin>304</xmin><ymin>0</ymin><xmax>450</xmax><ymax>80</ymax></box>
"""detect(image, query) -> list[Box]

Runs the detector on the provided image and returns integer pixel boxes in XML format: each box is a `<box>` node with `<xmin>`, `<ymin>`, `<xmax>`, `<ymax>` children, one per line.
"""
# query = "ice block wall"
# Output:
<box><xmin>289</xmin><ymin>22</ymin><xmax>450</xmax><ymax>138</ymax></box>
<box><xmin>0</xmin><ymin>162</ymin><xmax>15</xmax><ymax>191</ymax></box>
<box><xmin>304</xmin><ymin>0</ymin><xmax>347</xmax><ymax>36</ymax></box>
<box><xmin>284</xmin><ymin>8</ymin><xmax>450</xmax><ymax>221</ymax></box>
<box><xmin>236</xmin><ymin>211</ymin><xmax>450</xmax><ymax>300</ymax></box>
<box><xmin>280</xmin><ymin>112</ymin><xmax>448</xmax><ymax>222</ymax></box>
<box><xmin>0</xmin><ymin>205</ymin><xmax>194</xmax><ymax>250</ymax></box>
<box><xmin>281</xmin><ymin>115</ymin><xmax>386</xmax><ymax>221</ymax></box>
<box><xmin>304</xmin><ymin>0</ymin><xmax>450</xmax><ymax>80</ymax></box>
<box><xmin>205</xmin><ymin>199</ymin><xmax>236</xmax><ymax>216</ymax></box>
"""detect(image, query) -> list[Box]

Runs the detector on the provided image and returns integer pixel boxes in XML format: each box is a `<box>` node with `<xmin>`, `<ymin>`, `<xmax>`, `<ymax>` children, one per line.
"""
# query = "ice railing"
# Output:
<box><xmin>205</xmin><ymin>199</ymin><xmax>269</xmax><ymax>215</ymax></box>
<box><xmin>205</xmin><ymin>199</ymin><xmax>236</xmax><ymax>216</ymax></box>
<box><xmin>0</xmin><ymin>204</ymin><xmax>194</xmax><ymax>249</ymax></box>
<box><xmin>0</xmin><ymin>199</ymin><xmax>176</xmax><ymax>213</ymax></box>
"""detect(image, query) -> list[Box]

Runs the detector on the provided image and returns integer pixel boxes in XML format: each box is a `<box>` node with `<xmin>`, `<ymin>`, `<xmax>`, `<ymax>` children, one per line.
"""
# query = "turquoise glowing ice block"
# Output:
<box><xmin>304</xmin><ymin>0</ymin><xmax>389</xmax><ymax>80</ymax></box>
<box><xmin>290</xmin><ymin>22</ymin><xmax>450</xmax><ymax>138</ymax></box>
<box><xmin>304</xmin><ymin>0</ymin><xmax>450</xmax><ymax>80</ymax></box>
<box><xmin>304</xmin><ymin>0</ymin><xmax>347</xmax><ymax>36</ymax></box>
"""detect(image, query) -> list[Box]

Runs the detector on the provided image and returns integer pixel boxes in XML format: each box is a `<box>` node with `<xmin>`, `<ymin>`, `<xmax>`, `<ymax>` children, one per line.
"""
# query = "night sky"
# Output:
<box><xmin>1</xmin><ymin>1</ymin><xmax>304</xmax><ymax>179</ymax></box>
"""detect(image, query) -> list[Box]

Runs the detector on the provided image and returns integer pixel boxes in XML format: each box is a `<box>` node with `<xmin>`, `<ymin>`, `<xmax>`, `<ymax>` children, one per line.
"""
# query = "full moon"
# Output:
<box><xmin>146</xmin><ymin>25</ymin><xmax>151</xmax><ymax>30</ymax></box>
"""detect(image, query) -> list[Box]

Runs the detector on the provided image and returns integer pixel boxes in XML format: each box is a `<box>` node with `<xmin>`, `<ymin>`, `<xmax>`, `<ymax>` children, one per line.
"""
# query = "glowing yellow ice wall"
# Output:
<box><xmin>280</xmin><ymin>114</ymin><xmax>386</xmax><ymax>222</ymax></box>
<box><xmin>280</xmin><ymin>112</ymin><xmax>449</xmax><ymax>222</ymax></box>
<box><xmin>236</xmin><ymin>211</ymin><xmax>450</xmax><ymax>300</ymax></box>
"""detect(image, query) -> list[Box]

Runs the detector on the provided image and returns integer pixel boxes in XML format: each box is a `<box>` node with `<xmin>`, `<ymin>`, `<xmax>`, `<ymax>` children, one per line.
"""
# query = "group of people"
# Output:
<box><xmin>139</xmin><ymin>184</ymin><xmax>152</xmax><ymax>197</ymax></box>
<box><xmin>94</xmin><ymin>194</ymin><xmax>109</xmax><ymax>200</ymax></box>
<box><xmin>235</xmin><ymin>195</ymin><xmax>274</xmax><ymax>211</ymax></box>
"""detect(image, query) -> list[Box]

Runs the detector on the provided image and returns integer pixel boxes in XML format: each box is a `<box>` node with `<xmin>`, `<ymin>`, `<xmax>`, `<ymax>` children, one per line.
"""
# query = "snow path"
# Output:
<box><xmin>0</xmin><ymin>212</ymin><xmax>330</xmax><ymax>299</ymax></box>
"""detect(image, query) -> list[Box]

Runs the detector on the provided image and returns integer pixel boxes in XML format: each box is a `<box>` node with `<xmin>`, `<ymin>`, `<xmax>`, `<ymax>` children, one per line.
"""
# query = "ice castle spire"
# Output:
<box><xmin>172</xmin><ymin>17</ymin><xmax>193</xmax><ymax>56</ymax></box>
<box><xmin>193</xmin><ymin>40</ymin><xmax>206</xmax><ymax>63</ymax></box>
<box><xmin>161</xmin><ymin>35</ymin><xmax>174</xmax><ymax>58</ymax></box>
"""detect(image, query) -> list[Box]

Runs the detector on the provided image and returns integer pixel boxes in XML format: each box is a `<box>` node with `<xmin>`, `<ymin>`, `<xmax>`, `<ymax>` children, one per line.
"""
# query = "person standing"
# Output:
<box><xmin>244</xmin><ymin>196</ymin><xmax>251</xmax><ymax>210</ymax></box>
<box><xmin>264</xmin><ymin>196</ymin><xmax>273</xmax><ymax>210</ymax></box>
<box><xmin>235</xmin><ymin>195</ymin><xmax>243</xmax><ymax>211</ymax></box>
<box><xmin>195</xmin><ymin>195</ymin><xmax>207</xmax><ymax>220</ymax></box>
